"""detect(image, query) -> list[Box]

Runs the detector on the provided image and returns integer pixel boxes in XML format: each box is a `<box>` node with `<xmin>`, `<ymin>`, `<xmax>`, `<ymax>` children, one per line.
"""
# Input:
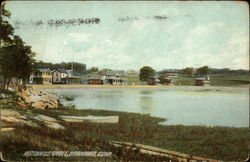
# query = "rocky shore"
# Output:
<box><xmin>17</xmin><ymin>86</ymin><xmax>60</xmax><ymax>109</ymax></box>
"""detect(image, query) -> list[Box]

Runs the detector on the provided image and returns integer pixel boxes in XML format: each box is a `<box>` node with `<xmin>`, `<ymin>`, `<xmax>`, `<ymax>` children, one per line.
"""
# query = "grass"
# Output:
<box><xmin>173</xmin><ymin>74</ymin><xmax>250</xmax><ymax>86</ymax></box>
<box><xmin>209</xmin><ymin>74</ymin><xmax>250</xmax><ymax>86</ymax></box>
<box><xmin>0</xmin><ymin>92</ymin><xmax>249</xmax><ymax>161</ymax></box>
<box><xmin>173</xmin><ymin>77</ymin><xmax>195</xmax><ymax>86</ymax></box>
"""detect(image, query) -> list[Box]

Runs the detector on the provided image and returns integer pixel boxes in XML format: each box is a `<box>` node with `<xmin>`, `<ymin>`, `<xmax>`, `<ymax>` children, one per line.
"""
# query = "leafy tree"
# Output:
<box><xmin>0</xmin><ymin>36</ymin><xmax>35</xmax><ymax>90</ymax></box>
<box><xmin>158</xmin><ymin>76</ymin><xmax>171</xmax><ymax>85</ymax></box>
<box><xmin>197</xmin><ymin>66</ymin><xmax>209</xmax><ymax>76</ymax></box>
<box><xmin>139</xmin><ymin>66</ymin><xmax>156</xmax><ymax>81</ymax></box>
<box><xmin>89</xmin><ymin>67</ymin><xmax>99</xmax><ymax>73</ymax></box>
<box><xmin>183</xmin><ymin>67</ymin><xmax>194</xmax><ymax>76</ymax></box>
<box><xmin>0</xmin><ymin>3</ymin><xmax>14</xmax><ymax>45</ymax></box>
<box><xmin>0</xmin><ymin>4</ymin><xmax>35</xmax><ymax>90</ymax></box>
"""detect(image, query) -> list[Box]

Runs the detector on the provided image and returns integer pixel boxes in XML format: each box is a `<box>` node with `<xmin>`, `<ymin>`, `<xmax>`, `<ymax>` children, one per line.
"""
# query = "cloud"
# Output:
<box><xmin>67</xmin><ymin>33</ymin><xmax>92</xmax><ymax>42</ymax></box>
<box><xmin>184</xmin><ymin>22</ymin><xmax>229</xmax><ymax>52</ymax></box>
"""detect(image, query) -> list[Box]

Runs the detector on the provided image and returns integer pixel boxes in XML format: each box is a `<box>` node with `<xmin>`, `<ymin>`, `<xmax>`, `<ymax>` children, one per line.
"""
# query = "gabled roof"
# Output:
<box><xmin>66</xmin><ymin>70</ymin><xmax>74</xmax><ymax>74</ymax></box>
<box><xmin>37</xmin><ymin>68</ymin><xmax>51</xmax><ymax>73</ymax></box>
<box><xmin>52</xmin><ymin>69</ymin><xmax>68</xmax><ymax>73</ymax></box>
<box><xmin>57</xmin><ymin>69</ymin><xmax>67</xmax><ymax>73</ymax></box>
<box><xmin>87</xmin><ymin>75</ymin><xmax>103</xmax><ymax>80</ymax></box>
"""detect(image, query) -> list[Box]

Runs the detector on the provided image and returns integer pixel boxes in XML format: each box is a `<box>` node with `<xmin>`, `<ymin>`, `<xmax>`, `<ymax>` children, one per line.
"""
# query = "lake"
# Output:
<box><xmin>45</xmin><ymin>87</ymin><xmax>249</xmax><ymax>127</ymax></box>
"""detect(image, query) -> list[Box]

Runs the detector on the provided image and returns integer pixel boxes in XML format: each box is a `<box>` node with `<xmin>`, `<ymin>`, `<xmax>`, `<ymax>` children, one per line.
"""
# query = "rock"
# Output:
<box><xmin>17</xmin><ymin>88</ymin><xmax>60</xmax><ymax>109</ymax></box>
<box><xmin>1</xmin><ymin>128</ymin><xmax>15</xmax><ymax>132</ymax></box>
<box><xmin>0</xmin><ymin>93</ymin><xmax>7</xmax><ymax>99</ymax></box>
<box><xmin>17</xmin><ymin>100</ymin><xmax>29</xmax><ymax>109</ymax></box>
<box><xmin>1</xmin><ymin>109</ymin><xmax>37</xmax><ymax>127</ymax></box>
<box><xmin>1</xmin><ymin>109</ymin><xmax>22</xmax><ymax>116</ymax></box>
<box><xmin>33</xmin><ymin>114</ymin><xmax>58</xmax><ymax>122</ymax></box>
<box><xmin>32</xmin><ymin>114</ymin><xmax>65</xmax><ymax>129</ymax></box>
<box><xmin>45</xmin><ymin>122</ymin><xmax>65</xmax><ymax>129</ymax></box>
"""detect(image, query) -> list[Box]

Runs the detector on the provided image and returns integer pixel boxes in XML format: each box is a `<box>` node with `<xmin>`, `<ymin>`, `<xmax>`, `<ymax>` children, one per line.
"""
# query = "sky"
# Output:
<box><xmin>4</xmin><ymin>1</ymin><xmax>249</xmax><ymax>71</ymax></box>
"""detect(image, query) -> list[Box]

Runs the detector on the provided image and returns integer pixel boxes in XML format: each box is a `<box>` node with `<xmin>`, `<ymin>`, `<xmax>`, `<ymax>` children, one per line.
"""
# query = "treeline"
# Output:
<box><xmin>34</xmin><ymin>61</ymin><xmax>87</xmax><ymax>75</ymax></box>
<box><xmin>161</xmin><ymin>67</ymin><xmax>249</xmax><ymax>76</ymax></box>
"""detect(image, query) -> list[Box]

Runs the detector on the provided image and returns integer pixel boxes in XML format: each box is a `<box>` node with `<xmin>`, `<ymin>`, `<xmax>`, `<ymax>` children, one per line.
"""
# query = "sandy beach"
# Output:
<box><xmin>30</xmin><ymin>84</ymin><xmax>249</xmax><ymax>91</ymax></box>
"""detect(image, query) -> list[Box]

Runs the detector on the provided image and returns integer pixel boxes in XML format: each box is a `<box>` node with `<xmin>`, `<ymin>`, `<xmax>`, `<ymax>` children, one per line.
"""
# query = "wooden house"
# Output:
<box><xmin>52</xmin><ymin>69</ymin><xmax>81</xmax><ymax>84</ymax></box>
<box><xmin>158</xmin><ymin>70</ymin><xmax>179</xmax><ymax>78</ymax></box>
<box><xmin>52</xmin><ymin>69</ymin><xmax>66</xmax><ymax>84</ymax></box>
<box><xmin>97</xmin><ymin>70</ymin><xmax>127</xmax><ymax>85</ymax></box>
<box><xmin>195</xmin><ymin>76</ymin><xmax>210</xmax><ymax>86</ymax></box>
<box><xmin>29</xmin><ymin>68</ymin><xmax>52</xmax><ymax>84</ymax></box>
<box><xmin>87</xmin><ymin>76</ymin><xmax>104</xmax><ymax>85</ymax></box>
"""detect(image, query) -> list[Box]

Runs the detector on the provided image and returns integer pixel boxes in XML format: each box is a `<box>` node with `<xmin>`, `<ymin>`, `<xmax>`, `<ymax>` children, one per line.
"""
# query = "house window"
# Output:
<box><xmin>56</xmin><ymin>73</ymin><xmax>58</xmax><ymax>76</ymax></box>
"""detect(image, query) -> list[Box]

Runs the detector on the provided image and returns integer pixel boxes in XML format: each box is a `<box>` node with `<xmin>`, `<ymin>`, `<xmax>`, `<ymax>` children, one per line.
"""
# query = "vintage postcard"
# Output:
<box><xmin>0</xmin><ymin>1</ymin><xmax>249</xmax><ymax>161</ymax></box>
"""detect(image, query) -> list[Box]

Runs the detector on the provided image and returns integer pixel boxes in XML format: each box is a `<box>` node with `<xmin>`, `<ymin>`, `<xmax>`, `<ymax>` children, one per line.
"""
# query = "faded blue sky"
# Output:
<box><xmin>4</xmin><ymin>1</ymin><xmax>249</xmax><ymax>70</ymax></box>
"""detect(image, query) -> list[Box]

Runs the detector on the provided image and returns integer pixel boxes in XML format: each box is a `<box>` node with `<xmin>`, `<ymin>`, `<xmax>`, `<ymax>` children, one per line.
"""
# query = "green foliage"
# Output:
<box><xmin>182</xmin><ymin>67</ymin><xmax>194</xmax><ymax>76</ymax></box>
<box><xmin>139</xmin><ymin>66</ymin><xmax>156</xmax><ymax>81</ymax></box>
<box><xmin>158</xmin><ymin>76</ymin><xmax>171</xmax><ymax>84</ymax></box>
<box><xmin>89</xmin><ymin>67</ymin><xmax>99</xmax><ymax>73</ymax></box>
<box><xmin>197</xmin><ymin>66</ymin><xmax>209</xmax><ymax>76</ymax></box>
<box><xmin>0</xmin><ymin>3</ymin><xmax>14</xmax><ymax>45</ymax></box>
<box><xmin>0</xmin><ymin>36</ymin><xmax>35</xmax><ymax>86</ymax></box>
<box><xmin>0</xmin><ymin>4</ymin><xmax>35</xmax><ymax>90</ymax></box>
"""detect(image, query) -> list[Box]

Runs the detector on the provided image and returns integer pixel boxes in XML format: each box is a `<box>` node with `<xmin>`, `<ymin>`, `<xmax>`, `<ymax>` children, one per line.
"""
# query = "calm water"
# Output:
<box><xmin>45</xmin><ymin>87</ymin><xmax>249</xmax><ymax>127</ymax></box>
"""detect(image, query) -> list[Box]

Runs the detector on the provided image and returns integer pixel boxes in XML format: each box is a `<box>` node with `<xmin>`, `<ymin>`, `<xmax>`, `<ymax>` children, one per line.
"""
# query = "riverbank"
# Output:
<box><xmin>0</xmin><ymin>94</ymin><xmax>249</xmax><ymax>161</ymax></box>
<box><xmin>31</xmin><ymin>84</ymin><xmax>249</xmax><ymax>90</ymax></box>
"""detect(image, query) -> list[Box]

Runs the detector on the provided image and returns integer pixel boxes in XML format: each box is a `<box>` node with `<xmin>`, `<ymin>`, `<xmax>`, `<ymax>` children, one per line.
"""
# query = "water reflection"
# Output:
<box><xmin>139</xmin><ymin>96</ymin><xmax>156</xmax><ymax>112</ymax></box>
<box><xmin>45</xmin><ymin>88</ymin><xmax>249</xmax><ymax>127</ymax></box>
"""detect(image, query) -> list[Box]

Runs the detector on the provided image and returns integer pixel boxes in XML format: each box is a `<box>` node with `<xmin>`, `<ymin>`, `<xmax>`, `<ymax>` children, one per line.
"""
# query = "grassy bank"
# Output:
<box><xmin>174</xmin><ymin>74</ymin><xmax>250</xmax><ymax>86</ymax></box>
<box><xmin>1</xmin><ymin>94</ymin><xmax>249</xmax><ymax>161</ymax></box>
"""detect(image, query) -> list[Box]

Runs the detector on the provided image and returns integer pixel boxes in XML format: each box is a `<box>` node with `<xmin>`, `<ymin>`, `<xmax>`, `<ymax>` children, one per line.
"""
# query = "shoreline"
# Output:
<box><xmin>30</xmin><ymin>84</ymin><xmax>249</xmax><ymax>90</ymax></box>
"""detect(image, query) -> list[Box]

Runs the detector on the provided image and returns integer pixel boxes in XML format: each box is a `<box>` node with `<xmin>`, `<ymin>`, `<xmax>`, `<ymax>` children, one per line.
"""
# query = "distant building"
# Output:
<box><xmin>126</xmin><ymin>70</ymin><xmax>140</xmax><ymax>85</ymax></box>
<box><xmin>29</xmin><ymin>68</ymin><xmax>52</xmax><ymax>84</ymax></box>
<box><xmin>159</xmin><ymin>70</ymin><xmax>179</xmax><ymax>78</ymax></box>
<box><xmin>29</xmin><ymin>68</ymin><xmax>81</xmax><ymax>84</ymax></box>
<box><xmin>87</xmin><ymin>76</ymin><xmax>104</xmax><ymax>85</ymax></box>
<box><xmin>97</xmin><ymin>70</ymin><xmax>127</xmax><ymax>85</ymax></box>
<box><xmin>52</xmin><ymin>69</ymin><xmax>66</xmax><ymax>84</ymax></box>
<box><xmin>195</xmin><ymin>76</ymin><xmax>210</xmax><ymax>86</ymax></box>
<box><xmin>52</xmin><ymin>69</ymin><xmax>81</xmax><ymax>84</ymax></box>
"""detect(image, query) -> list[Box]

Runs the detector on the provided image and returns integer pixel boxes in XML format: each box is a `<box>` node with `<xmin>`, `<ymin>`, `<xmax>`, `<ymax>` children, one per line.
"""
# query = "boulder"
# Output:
<box><xmin>17</xmin><ymin>88</ymin><xmax>60</xmax><ymax>109</ymax></box>
<box><xmin>1</xmin><ymin>109</ymin><xmax>37</xmax><ymax>127</ymax></box>
<box><xmin>32</xmin><ymin>114</ymin><xmax>65</xmax><ymax>129</ymax></box>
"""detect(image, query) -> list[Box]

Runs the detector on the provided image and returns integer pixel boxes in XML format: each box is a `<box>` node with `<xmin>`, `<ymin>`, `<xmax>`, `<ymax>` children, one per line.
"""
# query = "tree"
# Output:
<box><xmin>139</xmin><ymin>66</ymin><xmax>156</xmax><ymax>81</ymax></box>
<box><xmin>197</xmin><ymin>66</ymin><xmax>209</xmax><ymax>76</ymax></box>
<box><xmin>0</xmin><ymin>3</ymin><xmax>14</xmax><ymax>46</ymax></box>
<box><xmin>0</xmin><ymin>36</ymin><xmax>36</xmax><ymax>90</ymax></box>
<box><xmin>0</xmin><ymin>4</ymin><xmax>35</xmax><ymax>90</ymax></box>
<box><xmin>183</xmin><ymin>67</ymin><xmax>194</xmax><ymax>76</ymax></box>
<box><xmin>89</xmin><ymin>67</ymin><xmax>99</xmax><ymax>73</ymax></box>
